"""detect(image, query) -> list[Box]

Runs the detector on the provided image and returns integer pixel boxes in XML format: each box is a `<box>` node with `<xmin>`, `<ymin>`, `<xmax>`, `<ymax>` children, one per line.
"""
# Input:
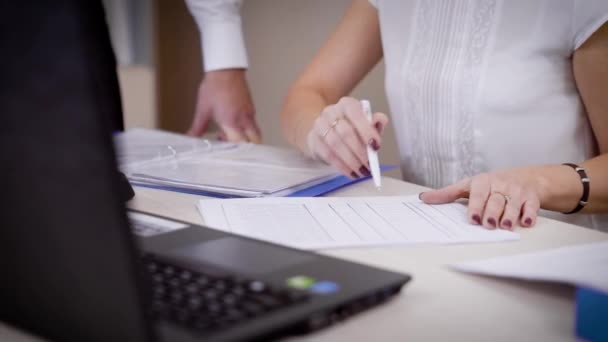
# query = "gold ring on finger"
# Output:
<box><xmin>322</xmin><ymin>118</ymin><xmax>341</xmax><ymax>139</ymax></box>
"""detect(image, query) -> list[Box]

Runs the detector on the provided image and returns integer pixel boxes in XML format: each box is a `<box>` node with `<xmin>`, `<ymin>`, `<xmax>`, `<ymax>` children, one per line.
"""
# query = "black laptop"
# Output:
<box><xmin>0</xmin><ymin>3</ymin><xmax>410</xmax><ymax>339</ymax></box>
<box><xmin>0</xmin><ymin>64</ymin><xmax>411</xmax><ymax>342</ymax></box>
<box><xmin>0</xmin><ymin>116</ymin><xmax>410</xmax><ymax>342</ymax></box>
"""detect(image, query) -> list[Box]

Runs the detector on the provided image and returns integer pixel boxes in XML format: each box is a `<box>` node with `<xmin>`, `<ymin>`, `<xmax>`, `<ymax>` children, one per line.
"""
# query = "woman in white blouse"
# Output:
<box><xmin>281</xmin><ymin>0</ymin><xmax>608</xmax><ymax>231</ymax></box>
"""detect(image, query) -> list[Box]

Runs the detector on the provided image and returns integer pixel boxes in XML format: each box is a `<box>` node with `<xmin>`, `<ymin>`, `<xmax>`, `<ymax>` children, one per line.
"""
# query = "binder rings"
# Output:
<box><xmin>115</xmin><ymin>129</ymin><xmax>393</xmax><ymax>198</ymax></box>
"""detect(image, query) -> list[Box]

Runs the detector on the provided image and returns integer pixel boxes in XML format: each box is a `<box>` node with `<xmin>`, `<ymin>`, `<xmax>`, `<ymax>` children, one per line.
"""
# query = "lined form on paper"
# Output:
<box><xmin>197</xmin><ymin>196</ymin><xmax>519</xmax><ymax>250</ymax></box>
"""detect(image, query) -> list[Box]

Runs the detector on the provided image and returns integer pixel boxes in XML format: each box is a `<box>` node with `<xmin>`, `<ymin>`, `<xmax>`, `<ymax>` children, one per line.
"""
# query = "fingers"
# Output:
<box><xmin>423</xmin><ymin>172</ymin><xmax>542</xmax><ymax>230</ymax></box>
<box><xmin>187</xmin><ymin>109</ymin><xmax>211</xmax><ymax>137</ymax></box>
<box><xmin>340</xmin><ymin>97</ymin><xmax>386</xmax><ymax>151</ymax></box>
<box><xmin>306</xmin><ymin>97</ymin><xmax>390</xmax><ymax>178</ymax></box>
<box><xmin>332</xmin><ymin>113</ymin><xmax>369</xmax><ymax>168</ymax></box>
<box><xmin>189</xmin><ymin>110</ymin><xmax>260</xmax><ymax>143</ymax></box>
<box><xmin>244</xmin><ymin>129</ymin><xmax>262</xmax><ymax>144</ymax></box>
<box><xmin>374</xmin><ymin>115</ymin><xmax>388</xmax><ymax>134</ymax></box>
<box><xmin>420</xmin><ymin>179</ymin><xmax>470</xmax><ymax>204</ymax></box>
<box><xmin>217</xmin><ymin>131</ymin><xmax>227</xmax><ymax>141</ymax></box>
<box><xmin>242</xmin><ymin>117</ymin><xmax>262</xmax><ymax>144</ymax></box>
<box><xmin>372</xmin><ymin>112</ymin><xmax>389</xmax><ymax>135</ymax></box>
<box><xmin>308</xmin><ymin>132</ymin><xmax>357</xmax><ymax>178</ymax></box>
<box><xmin>499</xmin><ymin>187</ymin><xmax>523</xmax><ymax>231</ymax></box>
<box><xmin>222</xmin><ymin>126</ymin><xmax>249</xmax><ymax>143</ymax></box>
<box><xmin>520</xmin><ymin>194</ymin><xmax>540</xmax><ymax>228</ymax></box>
<box><xmin>482</xmin><ymin>186</ymin><xmax>540</xmax><ymax>230</ymax></box>
<box><xmin>215</xmin><ymin>115</ymin><xmax>262</xmax><ymax>144</ymax></box>
<box><xmin>482</xmin><ymin>192</ymin><xmax>507</xmax><ymax>229</ymax></box>
<box><xmin>467</xmin><ymin>174</ymin><xmax>491</xmax><ymax>226</ymax></box>
<box><xmin>315</xmin><ymin>113</ymin><xmax>366</xmax><ymax>177</ymax></box>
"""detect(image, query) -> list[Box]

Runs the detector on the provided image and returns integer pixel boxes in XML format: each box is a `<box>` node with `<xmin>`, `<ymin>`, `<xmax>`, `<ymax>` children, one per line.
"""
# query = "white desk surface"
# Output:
<box><xmin>3</xmin><ymin>177</ymin><xmax>606</xmax><ymax>341</ymax></box>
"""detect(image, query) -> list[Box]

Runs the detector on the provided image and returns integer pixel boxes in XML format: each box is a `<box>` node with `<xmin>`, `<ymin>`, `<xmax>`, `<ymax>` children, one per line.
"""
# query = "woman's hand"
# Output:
<box><xmin>419</xmin><ymin>168</ymin><xmax>551</xmax><ymax>230</ymax></box>
<box><xmin>306</xmin><ymin>97</ymin><xmax>389</xmax><ymax>178</ymax></box>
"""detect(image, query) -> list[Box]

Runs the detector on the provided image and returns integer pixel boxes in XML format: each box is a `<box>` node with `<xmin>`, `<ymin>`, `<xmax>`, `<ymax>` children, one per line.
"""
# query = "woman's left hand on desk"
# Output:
<box><xmin>419</xmin><ymin>169</ymin><xmax>547</xmax><ymax>230</ymax></box>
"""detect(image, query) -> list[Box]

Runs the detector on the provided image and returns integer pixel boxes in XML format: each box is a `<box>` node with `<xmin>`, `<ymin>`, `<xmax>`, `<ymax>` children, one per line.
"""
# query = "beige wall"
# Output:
<box><xmin>242</xmin><ymin>0</ymin><xmax>400</xmax><ymax>174</ymax></box>
<box><xmin>119</xmin><ymin>0</ymin><xmax>401</xmax><ymax>176</ymax></box>
<box><xmin>118</xmin><ymin>66</ymin><xmax>156</xmax><ymax>129</ymax></box>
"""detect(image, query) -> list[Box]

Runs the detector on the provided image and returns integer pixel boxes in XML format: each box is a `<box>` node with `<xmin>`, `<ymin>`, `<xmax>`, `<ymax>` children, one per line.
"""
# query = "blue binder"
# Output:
<box><xmin>131</xmin><ymin>165</ymin><xmax>397</xmax><ymax>198</ymax></box>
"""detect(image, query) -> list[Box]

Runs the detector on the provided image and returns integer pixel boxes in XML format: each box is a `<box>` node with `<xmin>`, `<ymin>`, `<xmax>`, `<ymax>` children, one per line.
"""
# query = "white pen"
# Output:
<box><xmin>361</xmin><ymin>100</ymin><xmax>382</xmax><ymax>190</ymax></box>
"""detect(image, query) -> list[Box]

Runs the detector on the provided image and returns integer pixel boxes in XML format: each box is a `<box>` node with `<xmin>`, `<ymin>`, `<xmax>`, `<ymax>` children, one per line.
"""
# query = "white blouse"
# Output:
<box><xmin>370</xmin><ymin>0</ymin><xmax>608</xmax><ymax>230</ymax></box>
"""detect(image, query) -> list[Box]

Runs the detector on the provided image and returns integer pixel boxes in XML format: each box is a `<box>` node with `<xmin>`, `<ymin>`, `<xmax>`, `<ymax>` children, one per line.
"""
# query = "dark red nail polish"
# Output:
<box><xmin>375</xmin><ymin>122</ymin><xmax>382</xmax><ymax>133</ymax></box>
<box><xmin>368</xmin><ymin>138</ymin><xmax>380</xmax><ymax>151</ymax></box>
<box><xmin>359</xmin><ymin>166</ymin><xmax>371</xmax><ymax>176</ymax></box>
<box><xmin>350</xmin><ymin>172</ymin><xmax>359</xmax><ymax>179</ymax></box>
<box><xmin>524</xmin><ymin>217</ymin><xmax>532</xmax><ymax>226</ymax></box>
<box><xmin>487</xmin><ymin>218</ymin><xmax>497</xmax><ymax>228</ymax></box>
<box><xmin>502</xmin><ymin>219</ymin><xmax>512</xmax><ymax>229</ymax></box>
<box><xmin>472</xmin><ymin>214</ymin><xmax>481</xmax><ymax>225</ymax></box>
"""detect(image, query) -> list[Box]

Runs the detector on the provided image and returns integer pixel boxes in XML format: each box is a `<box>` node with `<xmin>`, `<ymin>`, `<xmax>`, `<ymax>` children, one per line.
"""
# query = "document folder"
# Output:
<box><xmin>115</xmin><ymin>129</ymin><xmax>394</xmax><ymax>198</ymax></box>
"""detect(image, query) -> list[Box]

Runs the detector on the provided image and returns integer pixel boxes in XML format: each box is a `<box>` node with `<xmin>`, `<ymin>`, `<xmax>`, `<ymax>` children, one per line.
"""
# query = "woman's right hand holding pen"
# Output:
<box><xmin>306</xmin><ymin>97</ymin><xmax>389</xmax><ymax>179</ymax></box>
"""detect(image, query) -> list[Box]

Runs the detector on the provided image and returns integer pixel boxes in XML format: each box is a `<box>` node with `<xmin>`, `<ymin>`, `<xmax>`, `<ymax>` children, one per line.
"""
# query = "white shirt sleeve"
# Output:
<box><xmin>573</xmin><ymin>0</ymin><xmax>608</xmax><ymax>50</ymax></box>
<box><xmin>185</xmin><ymin>0</ymin><xmax>248</xmax><ymax>71</ymax></box>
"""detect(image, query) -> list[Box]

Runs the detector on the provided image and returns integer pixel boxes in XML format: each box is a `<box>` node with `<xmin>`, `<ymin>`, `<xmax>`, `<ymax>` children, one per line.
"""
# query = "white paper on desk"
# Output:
<box><xmin>197</xmin><ymin>196</ymin><xmax>519</xmax><ymax>250</ymax></box>
<box><xmin>451</xmin><ymin>241</ymin><xmax>608</xmax><ymax>292</ymax></box>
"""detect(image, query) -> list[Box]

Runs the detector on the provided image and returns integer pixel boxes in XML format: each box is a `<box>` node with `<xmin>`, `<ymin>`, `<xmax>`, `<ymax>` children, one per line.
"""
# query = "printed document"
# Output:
<box><xmin>452</xmin><ymin>241</ymin><xmax>608</xmax><ymax>292</ymax></box>
<box><xmin>197</xmin><ymin>196</ymin><xmax>519</xmax><ymax>250</ymax></box>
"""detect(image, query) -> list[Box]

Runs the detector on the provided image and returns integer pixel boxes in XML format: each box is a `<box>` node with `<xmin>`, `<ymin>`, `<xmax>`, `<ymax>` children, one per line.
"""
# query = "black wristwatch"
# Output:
<box><xmin>562</xmin><ymin>163</ymin><xmax>590</xmax><ymax>214</ymax></box>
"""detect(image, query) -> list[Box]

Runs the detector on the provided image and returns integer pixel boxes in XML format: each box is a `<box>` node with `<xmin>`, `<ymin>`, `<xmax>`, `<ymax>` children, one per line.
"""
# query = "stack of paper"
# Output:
<box><xmin>197</xmin><ymin>196</ymin><xmax>520</xmax><ymax>250</ymax></box>
<box><xmin>115</xmin><ymin>129</ymin><xmax>341</xmax><ymax>197</ymax></box>
<box><xmin>452</xmin><ymin>241</ymin><xmax>608</xmax><ymax>292</ymax></box>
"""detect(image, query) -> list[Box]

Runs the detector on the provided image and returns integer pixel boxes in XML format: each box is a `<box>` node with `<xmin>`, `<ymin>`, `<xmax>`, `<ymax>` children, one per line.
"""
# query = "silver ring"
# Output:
<box><xmin>492</xmin><ymin>191</ymin><xmax>511</xmax><ymax>203</ymax></box>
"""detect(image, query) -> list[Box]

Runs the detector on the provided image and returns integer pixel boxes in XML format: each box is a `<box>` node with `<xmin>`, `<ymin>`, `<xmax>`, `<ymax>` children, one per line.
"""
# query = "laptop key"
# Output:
<box><xmin>185</xmin><ymin>283</ymin><xmax>199</xmax><ymax>294</ymax></box>
<box><xmin>168</xmin><ymin>277</ymin><xmax>181</xmax><ymax>288</ymax></box>
<box><xmin>231</xmin><ymin>285</ymin><xmax>246</xmax><ymax>297</ymax></box>
<box><xmin>253</xmin><ymin>294</ymin><xmax>281</xmax><ymax>309</ymax></box>
<box><xmin>188</xmin><ymin>296</ymin><xmax>202</xmax><ymax>309</ymax></box>
<box><xmin>196</xmin><ymin>276</ymin><xmax>209</xmax><ymax>287</ymax></box>
<box><xmin>180</xmin><ymin>270</ymin><xmax>192</xmax><ymax>281</ymax></box>
<box><xmin>221</xmin><ymin>293</ymin><xmax>238</xmax><ymax>307</ymax></box>
<box><xmin>170</xmin><ymin>291</ymin><xmax>184</xmax><ymax>305</ymax></box>
<box><xmin>248</xmin><ymin>280</ymin><xmax>266</xmax><ymax>293</ymax></box>
<box><xmin>153</xmin><ymin>285</ymin><xmax>166</xmax><ymax>298</ymax></box>
<box><xmin>214</xmin><ymin>280</ymin><xmax>228</xmax><ymax>291</ymax></box>
<box><xmin>143</xmin><ymin>255</ymin><xmax>310</xmax><ymax>333</ymax></box>
<box><xmin>204</xmin><ymin>289</ymin><xmax>219</xmax><ymax>300</ymax></box>
<box><xmin>163</xmin><ymin>266</ymin><xmax>175</xmax><ymax>276</ymax></box>
<box><xmin>147</xmin><ymin>261</ymin><xmax>158</xmax><ymax>273</ymax></box>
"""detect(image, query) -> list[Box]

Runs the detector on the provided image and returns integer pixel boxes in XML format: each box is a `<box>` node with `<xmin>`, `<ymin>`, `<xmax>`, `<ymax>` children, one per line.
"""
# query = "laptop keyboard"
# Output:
<box><xmin>144</xmin><ymin>256</ymin><xmax>309</xmax><ymax>334</ymax></box>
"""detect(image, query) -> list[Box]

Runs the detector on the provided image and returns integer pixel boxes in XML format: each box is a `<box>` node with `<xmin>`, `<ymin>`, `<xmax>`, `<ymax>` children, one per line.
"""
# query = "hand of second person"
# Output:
<box><xmin>419</xmin><ymin>168</ymin><xmax>548</xmax><ymax>230</ymax></box>
<box><xmin>188</xmin><ymin>69</ymin><xmax>261</xmax><ymax>143</ymax></box>
<box><xmin>306</xmin><ymin>97</ymin><xmax>389</xmax><ymax>178</ymax></box>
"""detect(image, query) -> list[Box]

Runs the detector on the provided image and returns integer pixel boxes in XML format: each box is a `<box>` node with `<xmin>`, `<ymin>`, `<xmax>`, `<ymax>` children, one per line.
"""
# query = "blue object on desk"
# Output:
<box><xmin>288</xmin><ymin>165</ymin><xmax>396</xmax><ymax>197</ymax></box>
<box><xmin>131</xmin><ymin>165</ymin><xmax>397</xmax><ymax>198</ymax></box>
<box><xmin>575</xmin><ymin>287</ymin><xmax>608</xmax><ymax>342</ymax></box>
